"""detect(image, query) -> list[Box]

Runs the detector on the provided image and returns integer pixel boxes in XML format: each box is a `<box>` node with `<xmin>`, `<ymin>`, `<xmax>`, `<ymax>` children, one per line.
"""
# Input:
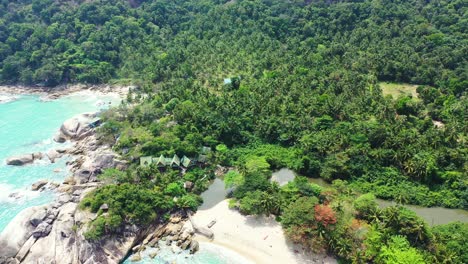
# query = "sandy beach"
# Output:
<box><xmin>191</xmin><ymin>199</ymin><xmax>337</xmax><ymax>264</ymax></box>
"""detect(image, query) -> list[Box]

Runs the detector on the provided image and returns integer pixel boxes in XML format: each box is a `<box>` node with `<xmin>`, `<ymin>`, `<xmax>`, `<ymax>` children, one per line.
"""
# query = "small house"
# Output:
<box><xmin>140</xmin><ymin>156</ymin><xmax>153</xmax><ymax>167</ymax></box>
<box><xmin>171</xmin><ymin>154</ymin><xmax>181</xmax><ymax>168</ymax></box>
<box><xmin>181</xmin><ymin>155</ymin><xmax>195</xmax><ymax>168</ymax></box>
<box><xmin>155</xmin><ymin>154</ymin><xmax>166</xmax><ymax>168</ymax></box>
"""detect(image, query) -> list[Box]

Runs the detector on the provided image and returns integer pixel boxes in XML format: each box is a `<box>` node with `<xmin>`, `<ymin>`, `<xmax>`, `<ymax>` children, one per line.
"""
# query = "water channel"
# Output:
<box><xmin>271</xmin><ymin>168</ymin><xmax>468</xmax><ymax>226</ymax></box>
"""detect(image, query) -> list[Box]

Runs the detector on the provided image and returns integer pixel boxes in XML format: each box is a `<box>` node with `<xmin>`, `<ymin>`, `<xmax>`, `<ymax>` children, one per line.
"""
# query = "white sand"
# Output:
<box><xmin>191</xmin><ymin>200</ymin><xmax>337</xmax><ymax>264</ymax></box>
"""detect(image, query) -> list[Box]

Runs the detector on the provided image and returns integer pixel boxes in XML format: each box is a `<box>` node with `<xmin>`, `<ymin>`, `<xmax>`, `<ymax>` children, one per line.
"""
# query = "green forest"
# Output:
<box><xmin>1</xmin><ymin>0</ymin><xmax>467</xmax><ymax>263</ymax></box>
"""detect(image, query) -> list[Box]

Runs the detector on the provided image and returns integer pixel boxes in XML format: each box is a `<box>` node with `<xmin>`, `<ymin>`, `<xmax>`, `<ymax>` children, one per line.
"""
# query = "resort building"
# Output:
<box><xmin>139</xmin><ymin>147</ymin><xmax>211</xmax><ymax>169</ymax></box>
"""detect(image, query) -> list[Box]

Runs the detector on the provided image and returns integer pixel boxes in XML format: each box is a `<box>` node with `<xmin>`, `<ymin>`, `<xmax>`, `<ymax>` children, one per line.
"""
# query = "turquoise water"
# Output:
<box><xmin>0</xmin><ymin>92</ymin><xmax>120</xmax><ymax>232</ymax></box>
<box><xmin>123</xmin><ymin>241</ymin><xmax>254</xmax><ymax>264</ymax></box>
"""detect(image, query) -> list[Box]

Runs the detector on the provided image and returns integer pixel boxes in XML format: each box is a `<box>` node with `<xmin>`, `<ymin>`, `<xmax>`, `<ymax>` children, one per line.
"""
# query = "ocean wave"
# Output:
<box><xmin>0</xmin><ymin>95</ymin><xmax>18</xmax><ymax>104</ymax></box>
<box><xmin>0</xmin><ymin>183</ymin><xmax>41</xmax><ymax>204</ymax></box>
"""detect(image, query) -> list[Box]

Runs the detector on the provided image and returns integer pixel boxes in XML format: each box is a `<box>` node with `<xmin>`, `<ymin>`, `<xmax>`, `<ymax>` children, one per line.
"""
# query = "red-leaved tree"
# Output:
<box><xmin>314</xmin><ymin>204</ymin><xmax>337</xmax><ymax>227</ymax></box>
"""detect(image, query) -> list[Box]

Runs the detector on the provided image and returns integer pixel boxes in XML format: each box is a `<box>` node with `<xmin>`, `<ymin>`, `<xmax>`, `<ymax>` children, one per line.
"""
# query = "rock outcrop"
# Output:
<box><xmin>6</xmin><ymin>154</ymin><xmax>34</xmax><ymax>166</ymax></box>
<box><xmin>0</xmin><ymin>110</ymin><xmax>133</xmax><ymax>264</ymax></box>
<box><xmin>55</xmin><ymin>113</ymin><xmax>97</xmax><ymax>142</ymax></box>
<box><xmin>126</xmin><ymin>214</ymin><xmax>201</xmax><ymax>260</ymax></box>
<box><xmin>46</xmin><ymin>149</ymin><xmax>62</xmax><ymax>163</ymax></box>
<box><xmin>6</xmin><ymin>151</ymin><xmax>59</xmax><ymax>166</ymax></box>
<box><xmin>31</xmin><ymin>180</ymin><xmax>48</xmax><ymax>191</ymax></box>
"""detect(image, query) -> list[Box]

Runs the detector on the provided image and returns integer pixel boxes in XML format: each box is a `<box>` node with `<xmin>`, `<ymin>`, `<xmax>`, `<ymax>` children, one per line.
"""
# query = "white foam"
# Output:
<box><xmin>0</xmin><ymin>95</ymin><xmax>17</xmax><ymax>104</ymax></box>
<box><xmin>0</xmin><ymin>183</ymin><xmax>41</xmax><ymax>204</ymax></box>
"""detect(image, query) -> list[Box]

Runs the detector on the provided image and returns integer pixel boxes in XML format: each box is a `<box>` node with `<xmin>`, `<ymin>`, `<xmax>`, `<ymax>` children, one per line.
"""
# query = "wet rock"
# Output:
<box><xmin>46</xmin><ymin>149</ymin><xmax>62</xmax><ymax>163</ymax></box>
<box><xmin>180</xmin><ymin>240</ymin><xmax>191</xmax><ymax>250</ymax></box>
<box><xmin>56</xmin><ymin>148</ymin><xmax>68</xmax><ymax>154</ymax></box>
<box><xmin>189</xmin><ymin>240</ymin><xmax>199</xmax><ymax>254</ymax></box>
<box><xmin>148</xmin><ymin>250</ymin><xmax>158</xmax><ymax>259</ymax></box>
<box><xmin>130</xmin><ymin>253</ymin><xmax>141</xmax><ymax>262</ymax></box>
<box><xmin>32</xmin><ymin>152</ymin><xmax>43</xmax><ymax>160</ymax></box>
<box><xmin>8</xmin><ymin>192</ymin><xmax>20</xmax><ymax>200</ymax></box>
<box><xmin>53</xmin><ymin>132</ymin><xmax>67</xmax><ymax>143</ymax></box>
<box><xmin>32</xmin><ymin>222</ymin><xmax>52</xmax><ymax>238</ymax></box>
<box><xmin>6</xmin><ymin>154</ymin><xmax>34</xmax><ymax>166</ymax></box>
<box><xmin>49</xmin><ymin>182</ymin><xmax>60</xmax><ymax>189</ymax></box>
<box><xmin>148</xmin><ymin>237</ymin><xmax>159</xmax><ymax>247</ymax></box>
<box><xmin>31</xmin><ymin>180</ymin><xmax>48</xmax><ymax>191</ymax></box>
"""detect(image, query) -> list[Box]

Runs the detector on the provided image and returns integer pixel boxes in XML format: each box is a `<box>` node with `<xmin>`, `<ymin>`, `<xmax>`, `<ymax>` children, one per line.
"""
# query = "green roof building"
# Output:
<box><xmin>181</xmin><ymin>155</ymin><xmax>195</xmax><ymax>168</ymax></box>
<box><xmin>171</xmin><ymin>154</ymin><xmax>181</xmax><ymax>168</ymax></box>
<box><xmin>140</xmin><ymin>156</ymin><xmax>153</xmax><ymax>167</ymax></box>
<box><xmin>155</xmin><ymin>155</ymin><xmax>166</xmax><ymax>167</ymax></box>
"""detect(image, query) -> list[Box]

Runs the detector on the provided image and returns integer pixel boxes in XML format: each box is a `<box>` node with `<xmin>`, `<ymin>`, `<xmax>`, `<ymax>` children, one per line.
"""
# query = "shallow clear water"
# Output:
<box><xmin>0</xmin><ymin>92</ymin><xmax>120</xmax><ymax>232</ymax></box>
<box><xmin>123</xmin><ymin>241</ymin><xmax>253</xmax><ymax>264</ymax></box>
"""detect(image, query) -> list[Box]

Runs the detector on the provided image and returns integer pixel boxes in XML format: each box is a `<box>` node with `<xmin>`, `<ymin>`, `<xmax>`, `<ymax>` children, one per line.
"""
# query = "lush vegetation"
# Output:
<box><xmin>4</xmin><ymin>0</ymin><xmax>463</xmax><ymax>208</ymax></box>
<box><xmin>1</xmin><ymin>0</ymin><xmax>466</xmax><ymax>262</ymax></box>
<box><xmin>226</xmin><ymin>163</ymin><xmax>467</xmax><ymax>263</ymax></box>
<box><xmin>80</xmin><ymin>166</ymin><xmax>208</xmax><ymax>240</ymax></box>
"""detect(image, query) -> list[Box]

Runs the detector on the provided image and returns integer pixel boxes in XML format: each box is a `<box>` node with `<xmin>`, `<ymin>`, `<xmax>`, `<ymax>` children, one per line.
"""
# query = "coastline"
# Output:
<box><xmin>0</xmin><ymin>88</ymin><xmax>135</xmax><ymax>263</ymax></box>
<box><xmin>190</xmin><ymin>200</ymin><xmax>337</xmax><ymax>264</ymax></box>
<box><xmin>0</xmin><ymin>83</ymin><xmax>132</xmax><ymax>100</ymax></box>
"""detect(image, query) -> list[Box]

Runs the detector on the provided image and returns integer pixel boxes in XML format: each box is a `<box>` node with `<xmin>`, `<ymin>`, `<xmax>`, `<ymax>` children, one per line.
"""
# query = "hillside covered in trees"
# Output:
<box><xmin>1</xmin><ymin>0</ymin><xmax>467</xmax><ymax>263</ymax></box>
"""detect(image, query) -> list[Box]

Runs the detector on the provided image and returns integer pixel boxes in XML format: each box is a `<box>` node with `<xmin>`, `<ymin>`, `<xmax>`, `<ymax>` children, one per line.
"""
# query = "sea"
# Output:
<box><xmin>0</xmin><ymin>91</ymin><xmax>120</xmax><ymax>232</ymax></box>
<box><xmin>0</xmin><ymin>91</ymin><xmax>251</xmax><ymax>264</ymax></box>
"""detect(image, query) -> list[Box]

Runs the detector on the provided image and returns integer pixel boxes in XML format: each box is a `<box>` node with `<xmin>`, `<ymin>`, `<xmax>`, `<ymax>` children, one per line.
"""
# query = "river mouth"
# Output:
<box><xmin>271</xmin><ymin>169</ymin><xmax>468</xmax><ymax>226</ymax></box>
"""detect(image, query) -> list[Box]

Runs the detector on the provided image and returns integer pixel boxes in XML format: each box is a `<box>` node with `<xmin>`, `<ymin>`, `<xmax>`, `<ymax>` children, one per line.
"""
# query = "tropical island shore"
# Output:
<box><xmin>0</xmin><ymin>84</ymin><xmax>131</xmax><ymax>101</ymax></box>
<box><xmin>191</xmin><ymin>200</ymin><xmax>337</xmax><ymax>264</ymax></box>
<box><xmin>0</xmin><ymin>88</ymin><xmax>135</xmax><ymax>263</ymax></box>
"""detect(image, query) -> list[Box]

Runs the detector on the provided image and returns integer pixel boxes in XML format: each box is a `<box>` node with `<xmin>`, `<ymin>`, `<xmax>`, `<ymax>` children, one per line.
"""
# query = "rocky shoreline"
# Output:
<box><xmin>0</xmin><ymin>106</ymin><xmax>137</xmax><ymax>263</ymax></box>
<box><xmin>0</xmin><ymin>84</ymin><xmax>132</xmax><ymax>102</ymax></box>
<box><xmin>0</xmin><ymin>97</ymin><xmax>207</xmax><ymax>264</ymax></box>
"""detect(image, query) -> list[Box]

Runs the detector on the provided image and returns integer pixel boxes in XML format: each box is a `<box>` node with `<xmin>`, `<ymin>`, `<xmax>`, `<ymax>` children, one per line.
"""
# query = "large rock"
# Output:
<box><xmin>6</xmin><ymin>154</ymin><xmax>34</xmax><ymax>166</ymax></box>
<box><xmin>57</xmin><ymin>113</ymin><xmax>96</xmax><ymax>141</ymax></box>
<box><xmin>46</xmin><ymin>149</ymin><xmax>62</xmax><ymax>163</ymax></box>
<box><xmin>31</xmin><ymin>222</ymin><xmax>52</xmax><ymax>238</ymax></box>
<box><xmin>29</xmin><ymin>207</ymin><xmax>48</xmax><ymax>227</ymax></box>
<box><xmin>0</xmin><ymin>206</ymin><xmax>46</xmax><ymax>258</ymax></box>
<box><xmin>189</xmin><ymin>240</ymin><xmax>199</xmax><ymax>254</ymax></box>
<box><xmin>53</xmin><ymin>132</ymin><xmax>67</xmax><ymax>143</ymax></box>
<box><xmin>31</xmin><ymin>180</ymin><xmax>48</xmax><ymax>191</ymax></box>
<box><xmin>165</xmin><ymin>223</ymin><xmax>182</xmax><ymax>236</ymax></box>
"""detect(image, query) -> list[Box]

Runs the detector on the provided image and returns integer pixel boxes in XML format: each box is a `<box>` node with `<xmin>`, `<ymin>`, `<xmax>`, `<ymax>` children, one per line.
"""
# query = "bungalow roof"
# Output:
<box><xmin>140</xmin><ymin>156</ymin><xmax>153</xmax><ymax>167</ymax></box>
